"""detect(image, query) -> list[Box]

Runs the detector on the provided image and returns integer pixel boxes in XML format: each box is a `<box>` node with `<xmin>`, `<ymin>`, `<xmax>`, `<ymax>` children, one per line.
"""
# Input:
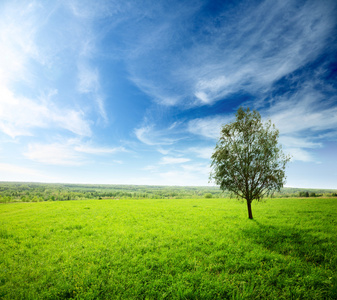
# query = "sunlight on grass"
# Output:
<box><xmin>1</xmin><ymin>198</ymin><xmax>336</xmax><ymax>299</ymax></box>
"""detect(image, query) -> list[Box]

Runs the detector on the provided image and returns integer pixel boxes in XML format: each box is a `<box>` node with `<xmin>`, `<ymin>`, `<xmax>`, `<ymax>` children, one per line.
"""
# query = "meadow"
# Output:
<box><xmin>0</xmin><ymin>197</ymin><xmax>336</xmax><ymax>299</ymax></box>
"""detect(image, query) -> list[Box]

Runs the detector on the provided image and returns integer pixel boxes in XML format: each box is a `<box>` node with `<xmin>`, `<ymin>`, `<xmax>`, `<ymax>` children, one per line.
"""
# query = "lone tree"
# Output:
<box><xmin>210</xmin><ymin>107</ymin><xmax>290</xmax><ymax>219</ymax></box>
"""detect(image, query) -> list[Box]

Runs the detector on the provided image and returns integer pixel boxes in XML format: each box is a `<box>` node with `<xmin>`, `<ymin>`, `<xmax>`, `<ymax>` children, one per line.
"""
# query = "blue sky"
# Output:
<box><xmin>0</xmin><ymin>0</ymin><xmax>336</xmax><ymax>188</ymax></box>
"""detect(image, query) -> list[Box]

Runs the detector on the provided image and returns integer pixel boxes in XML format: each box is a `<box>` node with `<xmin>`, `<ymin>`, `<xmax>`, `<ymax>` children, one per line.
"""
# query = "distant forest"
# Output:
<box><xmin>0</xmin><ymin>182</ymin><xmax>336</xmax><ymax>203</ymax></box>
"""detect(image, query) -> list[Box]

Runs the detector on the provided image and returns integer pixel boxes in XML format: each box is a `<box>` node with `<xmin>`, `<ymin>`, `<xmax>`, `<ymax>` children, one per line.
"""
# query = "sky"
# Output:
<box><xmin>0</xmin><ymin>0</ymin><xmax>337</xmax><ymax>188</ymax></box>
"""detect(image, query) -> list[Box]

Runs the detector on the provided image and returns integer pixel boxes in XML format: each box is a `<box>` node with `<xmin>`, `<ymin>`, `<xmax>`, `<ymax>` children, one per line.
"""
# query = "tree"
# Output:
<box><xmin>210</xmin><ymin>107</ymin><xmax>290</xmax><ymax>219</ymax></box>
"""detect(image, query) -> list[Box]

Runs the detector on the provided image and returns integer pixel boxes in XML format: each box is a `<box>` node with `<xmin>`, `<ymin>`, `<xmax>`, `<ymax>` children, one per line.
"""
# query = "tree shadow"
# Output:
<box><xmin>242</xmin><ymin>220</ymin><xmax>333</xmax><ymax>266</ymax></box>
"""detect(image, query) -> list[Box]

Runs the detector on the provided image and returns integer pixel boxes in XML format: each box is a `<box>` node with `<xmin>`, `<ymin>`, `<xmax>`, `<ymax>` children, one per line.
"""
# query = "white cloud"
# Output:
<box><xmin>24</xmin><ymin>142</ymin><xmax>84</xmax><ymax>166</ymax></box>
<box><xmin>77</xmin><ymin>62</ymin><xmax>107</xmax><ymax>122</ymax></box>
<box><xmin>159</xmin><ymin>156</ymin><xmax>190</xmax><ymax>165</ymax></box>
<box><xmin>278</xmin><ymin>136</ymin><xmax>322</xmax><ymax>162</ymax></box>
<box><xmin>78</xmin><ymin>63</ymin><xmax>99</xmax><ymax>94</ymax></box>
<box><xmin>74</xmin><ymin>145</ymin><xmax>126</xmax><ymax>154</ymax></box>
<box><xmin>0</xmin><ymin>1</ymin><xmax>97</xmax><ymax>138</ymax></box>
<box><xmin>129</xmin><ymin>75</ymin><xmax>183</xmax><ymax>107</ymax></box>
<box><xmin>253</xmin><ymin>96</ymin><xmax>335</xmax><ymax>164</ymax></box>
<box><xmin>125</xmin><ymin>0</ymin><xmax>336</xmax><ymax>107</ymax></box>
<box><xmin>142</xmin><ymin>165</ymin><xmax>158</xmax><ymax>172</ymax></box>
<box><xmin>134</xmin><ymin>124</ymin><xmax>180</xmax><ymax>146</ymax></box>
<box><xmin>0</xmin><ymin>85</ymin><xmax>91</xmax><ymax>138</ymax></box>
<box><xmin>24</xmin><ymin>139</ymin><xmax>126</xmax><ymax>166</ymax></box>
<box><xmin>0</xmin><ymin>162</ymin><xmax>59</xmax><ymax>182</ymax></box>
<box><xmin>188</xmin><ymin>147</ymin><xmax>214</xmax><ymax>159</ymax></box>
<box><xmin>112</xmin><ymin>160</ymin><xmax>123</xmax><ymax>164</ymax></box>
<box><xmin>194</xmin><ymin>75</ymin><xmax>238</xmax><ymax>105</ymax></box>
<box><xmin>134</xmin><ymin>126</ymin><xmax>158</xmax><ymax>145</ymax></box>
<box><xmin>0</xmin><ymin>3</ymin><xmax>41</xmax><ymax>84</ymax></box>
<box><xmin>284</xmin><ymin>148</ymin><xmax>316</xmax><ymax>163</ymax></box>
<box><xmin>279</xmin><ymin>136</ymin><xmax>322</xmax><ymax>149</ymax></box>
<box><xmin>265</xmin><ymin>86</ymin><xmax>337</xmax><ymax>136</ymax></box>
<box><xmin>265</xmin><ymin>89</ymin><xmax>337</xmax><ymax>161</ymax></box>
<box><xmin>0</xmin><ymin>163</ymin><xmax>42</xmax><ymax>177</ymax></box>
<box><xmin>157</xmin><ymin>167</ymin><xmax>209</xmax><ymax>186</ymax></box>
<box><xmin>141</xmin><ymin>157</ymin><xmax>210</xmax><ymax>185</ymax></box>
<box><xmin>181</xmin><ymin>163</ymin><xmax>210</xmax><ymax>176</ymax></box>
<box><xmin>66</xmin><ymin>0</ymin><xmax>127</xmax><ymax>19</ymax></box>
<box><xmin>187</xmin><ymin>115</ymin><xmax>231</xmax><ymax>139</ymax></box>
<box><xmin>156</xmin><ymin>147</ymin><xmax>171</xmax><ymax>155</ymax></box>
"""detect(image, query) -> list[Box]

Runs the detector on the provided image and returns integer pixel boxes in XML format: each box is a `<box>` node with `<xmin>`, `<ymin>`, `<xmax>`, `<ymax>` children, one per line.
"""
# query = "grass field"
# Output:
<box><xmin>1</xmin><ymin>198</ymin><xmax>336</xmax><ymax>299</ymax></box>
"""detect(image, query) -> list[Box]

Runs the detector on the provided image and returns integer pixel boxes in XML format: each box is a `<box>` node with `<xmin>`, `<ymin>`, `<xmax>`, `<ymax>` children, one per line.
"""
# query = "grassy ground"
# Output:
<box><xmin>0</xmin><ymin>198</ymin><xmax>336</xmax><ymax>299</ymax></box>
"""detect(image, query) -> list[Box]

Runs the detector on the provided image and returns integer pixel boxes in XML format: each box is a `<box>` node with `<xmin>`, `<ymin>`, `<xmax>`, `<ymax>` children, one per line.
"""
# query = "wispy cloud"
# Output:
<box><xmin>0</xmin><ymin>162</ymin><xmax>59</xmax><ymax>182</ymax></box>
<box><xmin>0</xmin><ymin>2</ymin><xmax>41</xmax><ymax>84</ymax></box>
<box><xmin>188</xmin><ymin>147</ymin><xmax>214</xmax><ymax>160</ymax></box>
<box><xmin>0</xmin><ymin>86</ymin><xmax>91</xmax><ymax>138</ymax></box>
<box><xmin>77</xmin><ymin>62</ymin><xmax>107</xmax><ymax>123</ymax></box>
<box><xmin>264</xmin><ymin>87</ymin><xmax>337</xmax><ymax>162</ymax></box>
<box><xmin>124</xmin><ymin>0</ymin><xmax>337</xmax><ymax>107</ymax></box>
<box><xmin>186</xmin><ymin>85</ymin><xmax>337</xmax><ymax>163</ymax></box>
<box><xmin>0</xmin><ymin>2</ymin><xmax>91</xmax><ymax>137</ymax></box>
<box><xmin>134</xmin><ymin>123</ymin><xmax>182</xmax><ymax>146</ymax></box>
<box><xmin>156</xmin><ymin>147</ymin><xmax>171</xmax><ymax>155</ymax></box>
<box><xmin>0</xmin><ymin>1</ymin><xmax>111</xmax><ymax>139</ymax></box>
<box><xmin>187</xmin><ymin>115</ymin><xmax>231</xmax><ymax>139</ymax></box>
<box><xmin>279</xmin><ymin>136</ymin><xmax>322</xmax><ymax>150</ymax></box>
<box><xmin>267</xmin><ymin>91</ymin><xmax>337</xmax><ymax>136</ymax></box>
<box><xmin>123</xmin><ymin>0</ymin><xmax>337</xmax><ymax>178</ymax></box>
<box><xmin>24</xmin><ymin>139</ymin><xmax>126</xmax><ymax>166</ymax></box>
<box><xmin>66</xmin><ymin>0</ymin><xmax>127</xmax><ymax>19</ymax></box>
<box><xmin>157</xmin><ymin>162</ymin><xmax>210</xmax><ymax>186</ymax></box>
<box><xmin>284</xmin><ymin>148</ymin><xmax>317</xmax><ymax>163</ymax></box>
<box><xmin>159</xmin><ymin>156</ymin><xmax>190</xmax><ymax>165</ymax></box>
<box><xmin>25</xmin><ymin>142</ymin><xmax>83</xmax><ymax>166</ymax></box>
<box><xmin>77</xmin><ymin>63</ymin><xmax>100</xmax><ymax>94</ymax></box>
<box><xmin>181</xmin><ymin>163</ymin><xmax>210</xmax><ymax>176</ymax></box>
<box><xmin>75</xmin><ymin>144</ymin><xmax>126</xmax><ymax>154</ymax></box>
<box><xmin>0</xmin><ymin>163</ymin><xmax>42</xmax><ymax>177</ymax></box>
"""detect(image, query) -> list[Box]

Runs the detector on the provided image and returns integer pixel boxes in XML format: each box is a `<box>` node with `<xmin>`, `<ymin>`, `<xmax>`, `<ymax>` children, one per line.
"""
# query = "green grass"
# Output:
<box><xmin>1</xmin><ymin>198</ymin><xmax>336</xmax><ymax>299</ymax></box>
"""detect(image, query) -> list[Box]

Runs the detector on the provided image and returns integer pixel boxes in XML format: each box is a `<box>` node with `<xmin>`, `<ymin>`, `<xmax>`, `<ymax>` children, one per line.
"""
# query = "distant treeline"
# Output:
<box><xmin>0</xmin><ymin>182</ymin><xmax>336</xmax><ymax>203</ymax></box>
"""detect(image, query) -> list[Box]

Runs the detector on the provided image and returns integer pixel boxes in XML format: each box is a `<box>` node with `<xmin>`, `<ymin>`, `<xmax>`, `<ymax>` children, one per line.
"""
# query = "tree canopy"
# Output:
<box><xmin>210</xmin><ymin>107</ymin><xmax>291</xmax><ymax>219</ymax></box>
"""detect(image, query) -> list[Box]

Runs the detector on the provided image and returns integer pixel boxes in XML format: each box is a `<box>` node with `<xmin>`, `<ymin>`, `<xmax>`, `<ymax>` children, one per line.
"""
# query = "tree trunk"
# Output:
<box><xmin>247</xmin><ymin>200</ymin><xmax>253</xmax><ymax>219</ymax></box>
